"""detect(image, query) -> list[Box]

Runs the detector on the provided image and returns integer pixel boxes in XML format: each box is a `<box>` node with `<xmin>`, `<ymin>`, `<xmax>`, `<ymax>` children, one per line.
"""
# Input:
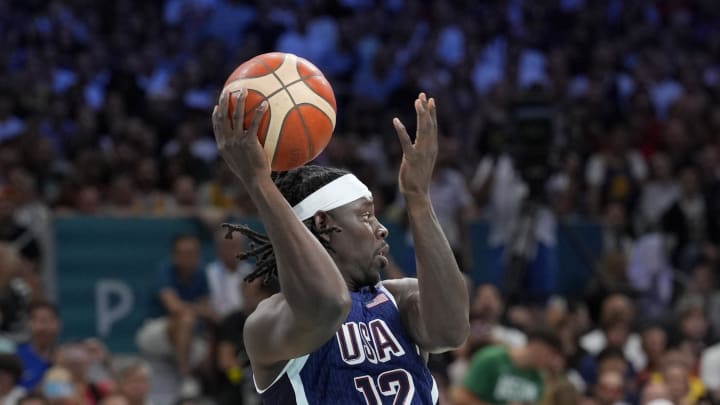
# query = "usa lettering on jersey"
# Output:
<box><xmin>336</xmin><ymin>319</ymin><xmax>406</xmax><ymax>364</ymax></box>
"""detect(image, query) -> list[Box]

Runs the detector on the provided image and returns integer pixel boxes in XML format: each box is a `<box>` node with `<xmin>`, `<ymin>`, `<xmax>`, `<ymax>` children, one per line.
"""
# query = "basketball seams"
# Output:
<box><xmin>266</xmin><ymin>55</ymin><xmax>314</xmax><ymax>167</ymax></box>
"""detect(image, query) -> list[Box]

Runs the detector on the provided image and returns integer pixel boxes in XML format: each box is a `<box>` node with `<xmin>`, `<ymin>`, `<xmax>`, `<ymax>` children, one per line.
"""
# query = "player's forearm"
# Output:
<box><xmin>405</xmin><ymin>193</ymin><xmax>469</xmax><ymax>347</ymax></box>
<box><xmin>247</xmin><ymin>177</ymin><xmax>350</xmax><ymax>319</ymax></box>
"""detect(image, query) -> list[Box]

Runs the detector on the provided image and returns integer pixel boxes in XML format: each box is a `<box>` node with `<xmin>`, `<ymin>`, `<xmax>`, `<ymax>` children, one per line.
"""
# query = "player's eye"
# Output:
<box><xmin>361</xmin><ymin>212</ymin><xmax>371</xmax><ymax>220</ymax></box>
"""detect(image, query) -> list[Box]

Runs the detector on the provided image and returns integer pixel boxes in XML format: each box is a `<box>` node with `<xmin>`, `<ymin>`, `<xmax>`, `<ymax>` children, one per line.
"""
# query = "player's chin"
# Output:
<box><xmin>372</xmin><ymin>254</ymin><xmax>389</xmax><ymax>269</ymax></box>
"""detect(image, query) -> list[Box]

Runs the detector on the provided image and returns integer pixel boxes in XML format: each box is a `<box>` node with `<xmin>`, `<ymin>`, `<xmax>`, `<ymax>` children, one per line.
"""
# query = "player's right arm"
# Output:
<box><xmin>211</xmin><ymin>90</ymin><xmax>351</xmax><ymax>368</ymax></box>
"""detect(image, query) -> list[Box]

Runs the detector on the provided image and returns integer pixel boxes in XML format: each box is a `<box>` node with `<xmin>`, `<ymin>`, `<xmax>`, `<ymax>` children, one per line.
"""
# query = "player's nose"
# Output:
<box><xmin>375</xmin><ymin>223</ymin><xmax>388</xmax><ymax>239</ymax></box>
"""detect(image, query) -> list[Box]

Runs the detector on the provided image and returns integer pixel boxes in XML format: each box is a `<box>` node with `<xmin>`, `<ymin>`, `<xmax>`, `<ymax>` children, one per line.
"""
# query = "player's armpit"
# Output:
<box><xmin>450</xmin><ymin>386</ymin><xmax>489</xmax><ymax>405</ymax></box>
<box><xmin>382</xmin><ymin>278</ymin><xmax>462</xmax><ymax>353</ymax></box>
<box><xmin>244</xmin><ymin>293</ymin><xmax>348</xmax><ymax>370</ymax></box>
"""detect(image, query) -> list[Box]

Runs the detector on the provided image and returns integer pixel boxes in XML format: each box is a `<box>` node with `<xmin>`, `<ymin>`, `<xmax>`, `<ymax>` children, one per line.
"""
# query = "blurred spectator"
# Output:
<box><xmin>471</xmin><ymin>152</ymin><xmax>558</xmax><ymax>302</ymax></box>
<box><xmin>700</xmin><ymin>342</ymin><xmax>720</xmax><ymax>403</ymax></box>
<box><xmin>55</xmin><ymin>343</ymin><xmax>111</xmax><ymax>405</ymax></box>
<box><xmin>0</xmin><ymin>188</ymin><xmax>42</xmax><ymax>270</ymax></box>
<box><xmin>115</xmin><ymin>360</ymin><xmax>152</xmax><ymax>405</ymax></box>
<box><xmin>40</xmin><ymin>367</ymin><xmax>73</xmax><ymax>405</ymax></box>
<box><xmin>135</xmin><ymin>234</ymin><xmax>212</xmax><ymax>398</ymax></box>
<box><xmin>577</xmin><ymin>346</ymin><xmax>635</xmax><ymax>398</ymax></box>
<box><xmin>17</xmin><ymin>394</ymin><xmax>49</xmax><ymax>405</ymax></box>
<box><xmin>0</xmin><ymin>353</ymin><xmax>25</xmax><ymax>405</ymax></box>
<box><xmin>541</xmin><ymin>376</ymin><xmax>582</xmax><ymax>405</ymax></box>
<box><xmin>196</xmin><ymin>162</ymin><xmax>242</xmax><ymax>211</ymax></box>
<box><xmin>163</xmin><ymin>176</ymin><xmax>198</xmax><ymax>216</ymax></box>
<box><xmin>640</xmin><ymin>382</ymin><xmax>672</xmax><ymax>405</ymax></box>
<box><xmin>674</xmin><ymin>260</ymin><xmax>720</xmax><ymax>340</ymax></box>
<box><xmin>585</xmin><ymin>125</ymin><xmax>647</xmax><ymax>217</ymax></box>
<box><xmin>672</xmin><ymin>297</ymin><xmax>712</xmax><ymax>369</ymax></box>
<box><xmin>600</xmin><ymin>202</ymin><xmax>634</xmax><ymax>257</ymax></box>
<box><xmin>0</xmin><ymin>244</ymin><xmax>31</xmax><ymax>340</ymax></box>
<box><xmin>636</xmin><ymin>324</ymin><xmax>669</xmax><ymax>388</ymax></box>
<box><xmin>447</xmin><ymin>284</ymin><xmax>525</xmax><ymax>387</ymax></box>
<box><xmin>16</xmin><ymin>301</ymin><xmax>61</xmax><ymax>391</ymax></box>
<box><xmin>580</xmin><ymin>294</ymin><xmax>645</xmax><ymax>371</ymax></box>
<box><xmin>98</xmin><ymin>394</ymin><xmax>130</xmax><ymax>405</ymax></box>
<box><xmin>661</xmin><ymin>166</ymin><xmax>710</xmax><ymax>270</ymax></box>
<box><xmin>654</xmin><ymin>352</ymin><xmax>707</xmax><ymax>405</ymax></box>
<box><xmin>636</xmin><ymin>152</ymin><xmax>679</xmax><ymax>234</ymax></box>
<box><xmin>592</xmin><ymin>370</ymin><xmax>630</xmax><ymax>405</ymax></box>
<box><xmin>212</xmin><ymin>277</ymin><xmax>276</xmax><ymax>405</ymax></box>
<box><xmin>205</xmin><ymin>230</ymin><xmax>251</xmax><ymax>318</ymax></box>
<box><xmin>627</xmin><ymin>233</ymin><xmax>674</xmax><ymax>320</ymax></box>
<box><xmin>451</xmin><ymin>328</ymin><xmax>562</xmax><ymax>405</ymax></box>
<box><xmin>427</xmin><ymin>137</ymin><xmax>474</xmax><ymax>268</ymax></box>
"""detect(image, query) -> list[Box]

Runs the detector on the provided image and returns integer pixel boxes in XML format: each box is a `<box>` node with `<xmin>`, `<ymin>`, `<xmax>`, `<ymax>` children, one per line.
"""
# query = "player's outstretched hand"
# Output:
<box><xmin>393</xmin><ymin>92</ymin><xmax>438</xmax><ymax>197</ymax></box>
<box><xmin>212</xmin><ymin>89</ymin><xmax>270</xmax><ymax>185</ymax></box>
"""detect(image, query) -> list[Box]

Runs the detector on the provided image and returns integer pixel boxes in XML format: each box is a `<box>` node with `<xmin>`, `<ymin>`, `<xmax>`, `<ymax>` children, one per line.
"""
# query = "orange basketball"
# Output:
<box><xmin>222</xmin><ymin>52</ymin><xmax>337</xmax><ymax>171</ymax></box>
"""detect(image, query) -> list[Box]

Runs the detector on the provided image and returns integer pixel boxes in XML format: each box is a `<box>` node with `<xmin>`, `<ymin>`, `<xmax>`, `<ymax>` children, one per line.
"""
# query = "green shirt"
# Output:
<box><xmin>462</xmin><ymin>345</ymin><xmax>544</xmax><ymax>404</ymax></box>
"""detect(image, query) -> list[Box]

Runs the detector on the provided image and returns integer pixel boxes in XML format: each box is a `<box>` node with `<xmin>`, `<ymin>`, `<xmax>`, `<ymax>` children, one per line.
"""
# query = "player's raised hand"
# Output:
<box><xmin>393</xmin><ymin>92</ymin><xmax>438</xmax><ymax>197</ymax></box>
<box><xmin>212</xmin><ymin>89</ymin><xmax>270</xmax><ymax>185</ymax></box>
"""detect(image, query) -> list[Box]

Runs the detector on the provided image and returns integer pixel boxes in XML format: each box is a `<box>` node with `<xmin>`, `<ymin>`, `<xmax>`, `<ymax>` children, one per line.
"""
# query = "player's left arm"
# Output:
<box><xmin>384</xmin><ymin>93</ymin><xmax>469</xmax><ymax>352</ymax></box>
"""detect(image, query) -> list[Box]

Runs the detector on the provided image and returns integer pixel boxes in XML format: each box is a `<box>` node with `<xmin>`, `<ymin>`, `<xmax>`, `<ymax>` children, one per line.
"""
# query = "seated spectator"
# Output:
<box><xmin>451</xmin><ymin>328</ymin><xmax>562</xmax><ymax>405</ymax></box>
<box><xmin>15</xmin><ymin>301</ymin><xmax>61</xmax><ymax>391</ymax></box>
<box><xmin>55</xmin><ymin>343</ymin><xmax>111</xmax><ymax>405</ymax></box>
<box><xmin>115</xmin><ymin>360</ymin><xmax>152</xmax><ymax>405</ymax></box>
<box><xmin>135</xmin><ymin>234</ymin><xmax>213</xmax><ymax>397</ymax></box>
<box><xmin>205</xmin><ymin>230</ymin><xmax>252</xmax><ymax>318</ymax></box>
<box><xmin>0</xmin><ymin>353</ymin><xmax>25</xmax><ymax>405</ymax></box>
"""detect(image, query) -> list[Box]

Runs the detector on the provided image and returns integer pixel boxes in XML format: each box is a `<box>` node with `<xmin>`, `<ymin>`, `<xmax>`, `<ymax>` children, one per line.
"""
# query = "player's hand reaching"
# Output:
<box><xmin>393</xmin><ymin>93</ymin><xmax>438</xmax><ymax>198</ymax></box>
<box><xmin>212</xmin><ymin>89</ymin><xmax>270</xmax><ymax>186</ymax></box>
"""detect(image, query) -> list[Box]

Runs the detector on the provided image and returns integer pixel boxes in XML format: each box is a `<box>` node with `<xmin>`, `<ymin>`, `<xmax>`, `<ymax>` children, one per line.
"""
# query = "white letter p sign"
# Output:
<box><xmin>96</xmin><ymin>279</ymin><xmax>134</xmax><ymax>337</ymax></box>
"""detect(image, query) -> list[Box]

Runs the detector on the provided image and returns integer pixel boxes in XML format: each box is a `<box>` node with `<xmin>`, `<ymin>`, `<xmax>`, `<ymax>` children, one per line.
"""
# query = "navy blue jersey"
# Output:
<box><xmin>257</xmin><ymin>283</ymin><xmax>438</xmax><ymax>404</ymax></box>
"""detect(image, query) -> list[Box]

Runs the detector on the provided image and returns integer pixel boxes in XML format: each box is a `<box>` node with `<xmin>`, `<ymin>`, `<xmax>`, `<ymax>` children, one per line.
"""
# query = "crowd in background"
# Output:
<box><xmin>2</xmin><ymin>0</ymin><xmax>720</xmax><ymax>404</ymax></box>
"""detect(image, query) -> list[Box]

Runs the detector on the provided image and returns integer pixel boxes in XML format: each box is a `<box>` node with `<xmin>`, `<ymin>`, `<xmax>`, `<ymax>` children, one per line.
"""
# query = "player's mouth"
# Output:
<box><xmin>376</xmin><ymin>244</ymin><xmax>390</xmax><ymax>257</ymax></box>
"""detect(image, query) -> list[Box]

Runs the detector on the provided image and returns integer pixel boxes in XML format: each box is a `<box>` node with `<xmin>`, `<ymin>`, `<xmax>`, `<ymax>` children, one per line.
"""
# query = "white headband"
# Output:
<box><xmin>292</xmin><ymin>174</ymin><xmax>372</xmax><ymax>220</ymax></box>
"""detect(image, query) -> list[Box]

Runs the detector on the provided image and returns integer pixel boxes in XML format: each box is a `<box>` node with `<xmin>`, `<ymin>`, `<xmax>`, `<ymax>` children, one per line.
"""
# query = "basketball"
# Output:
<box><xmin>221</xmin><ymin>52</ymin><xmax>337</xmax><ymax>171</ymax></box>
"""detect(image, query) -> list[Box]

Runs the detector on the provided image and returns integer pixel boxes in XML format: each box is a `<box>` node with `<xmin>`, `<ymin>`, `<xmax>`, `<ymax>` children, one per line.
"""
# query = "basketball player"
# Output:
<box><xmin>211</xmin><ymin>90</ymin><xmax>469</xmax><ymax>404</ymax></box>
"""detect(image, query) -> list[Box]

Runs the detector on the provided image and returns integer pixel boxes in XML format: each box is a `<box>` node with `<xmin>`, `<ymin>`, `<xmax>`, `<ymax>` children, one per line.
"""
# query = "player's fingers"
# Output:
<box><xmin>219</xmin><ymin>91</ymin><xmax>232</xmax><ymax>137</ymax></box>
<box><xmin>415</xmin><ymin>98</ymin><xmax>424</xmax><ymax>137</ymax></box>
<box><xmin>232</xmin><ymin>89</ymin><xmax>247</xmax><ymax>135</ymax></box>
<box><xmin>428</xmin><ymin>98</ymin><xmax>438</xmax><ymax>132</ymax></box>
<box><xmin>393</xmin><ymin>118</ymin><xmax>413</xmax><ymax>154</ymax></box>
<box><xmin>247</xmin><ymin>101</ymin><xmax>268</xmax><ymax>138</ymax></box>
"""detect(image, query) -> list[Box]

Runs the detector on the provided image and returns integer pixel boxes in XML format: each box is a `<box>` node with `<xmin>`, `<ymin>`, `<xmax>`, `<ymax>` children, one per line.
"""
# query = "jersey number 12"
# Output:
<box><xmin>354</xmin><ymin>368</ymin><xmax>415</xmax><ymax>405</ymax></box>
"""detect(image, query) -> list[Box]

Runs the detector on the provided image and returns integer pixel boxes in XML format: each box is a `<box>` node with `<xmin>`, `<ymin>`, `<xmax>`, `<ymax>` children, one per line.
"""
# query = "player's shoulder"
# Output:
<box><xmin>244</xmin><ymin>293</ymin><xmax>285</xmax><ymax>330</ymax></box>
<box><xmin>380</xmin><ymin>277</ymin><xmax>418</xmax><ymax>300</ymax></box>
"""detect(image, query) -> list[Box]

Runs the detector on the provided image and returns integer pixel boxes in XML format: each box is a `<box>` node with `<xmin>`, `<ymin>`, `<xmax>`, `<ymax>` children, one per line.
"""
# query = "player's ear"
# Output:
<box><xmin>312</xmin><ymin>211</ymin><xmax>333</xmax><ymax>231</ymax></box>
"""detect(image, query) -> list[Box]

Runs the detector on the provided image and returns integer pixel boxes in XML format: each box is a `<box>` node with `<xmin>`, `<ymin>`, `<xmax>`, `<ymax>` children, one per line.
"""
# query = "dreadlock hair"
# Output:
<box><xmin>223</xmin><ymin>165</ymin><xmax>350</xmax><ymax>288</ymax></box>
